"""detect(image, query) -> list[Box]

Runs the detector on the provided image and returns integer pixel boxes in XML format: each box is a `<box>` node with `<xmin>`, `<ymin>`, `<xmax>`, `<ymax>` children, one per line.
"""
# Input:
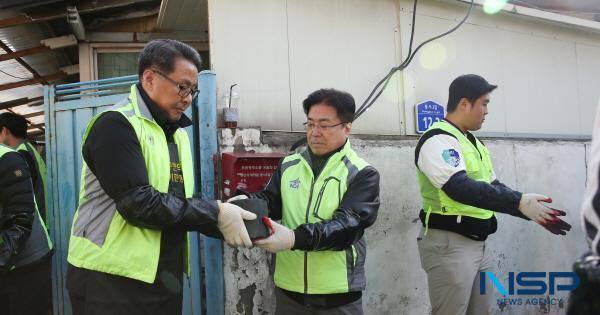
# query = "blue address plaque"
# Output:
<box><xmin>415</xmin><ymin>100</ymin><xmax>445</xmax><ymax>133</ymax></box>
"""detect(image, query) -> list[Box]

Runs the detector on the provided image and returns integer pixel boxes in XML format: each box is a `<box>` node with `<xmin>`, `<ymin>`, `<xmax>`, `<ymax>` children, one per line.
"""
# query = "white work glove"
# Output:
<box><xmin>518</xmin><ymin>193</ymin><xmax>555</xmax><ymax>224</ymax></box>
<box><xmin>226</xmin><ymin>195</ymin><xmax>248</xmax><ymax>203</ymax></box>
<box><xmin>254</xmin><ymin>218</ymin><xmax>295</xmax><ymax>253</ymax></box>
<box><xmin>217</xmin><ymin>201</ymin><xmax>257</xmax><ymax>248</ymax></box>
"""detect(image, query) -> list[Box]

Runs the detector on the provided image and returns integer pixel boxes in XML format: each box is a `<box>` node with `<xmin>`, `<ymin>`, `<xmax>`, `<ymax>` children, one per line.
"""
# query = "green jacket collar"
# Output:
<box><xmin>300</xmin><ymin>139</ymin><xmax>351</xmax><ymax>176</ymax></box>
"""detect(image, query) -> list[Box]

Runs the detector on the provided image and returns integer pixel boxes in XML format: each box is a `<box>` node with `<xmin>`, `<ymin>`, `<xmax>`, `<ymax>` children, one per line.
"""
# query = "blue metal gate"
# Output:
<box><xmin>43</xmin><ymin>71</ymin><xmax>224</xmax><ymax>315</ymax></box>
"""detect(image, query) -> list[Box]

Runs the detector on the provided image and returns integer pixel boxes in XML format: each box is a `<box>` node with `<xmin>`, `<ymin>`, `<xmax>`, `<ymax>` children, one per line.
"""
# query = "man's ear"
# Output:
<box><xmin>141</xmin><ymin>68</ymin><xmax>155</xmax><ymax>89</ymax></box>
<box><xmin>458</xmin><ymin>97</ymin><xmax>471</xmax><ymax>111</ymax></box>
<box><xmin>343</xmin><ymin>122</ymin><xmax>352</xmax><ymax>135</ymax></box>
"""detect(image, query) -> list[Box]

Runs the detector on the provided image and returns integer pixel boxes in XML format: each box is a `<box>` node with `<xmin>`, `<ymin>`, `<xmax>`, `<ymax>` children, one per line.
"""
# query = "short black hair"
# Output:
<box><xmin>302</xmin><ymin>89</ymin><xmax>355</xmax><ymax>123</ymax></box>
<box><xmin>0</xmin><ymin>112</ymin><xmax>27</xmax><ymax>138</ymax></box>
<box><xmin>447</xmin><ymin>74</ymin><xmax>497</xmax><ymax>112</ymax></box>
<box><xmin>138</xmin><ymin>39</ymin><xmax>202</xmax><ymax>79</ymax></box>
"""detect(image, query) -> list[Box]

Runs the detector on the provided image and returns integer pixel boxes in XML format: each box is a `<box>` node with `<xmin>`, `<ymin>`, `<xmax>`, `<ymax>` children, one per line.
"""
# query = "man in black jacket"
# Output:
<box><xmin>230</xmin><ymin>89</ymin><xmax>380</xmax><ymax>314</ymax></box>
<box><xmin>0</xmin><ymin>113</ymin><xmax>48</xmax><ymax>222</ymax></box>
<box><xmin>0</xmin><ymin>144</ymin><xmax>53</xmax><ymax>315</ymax></box>
<box><xmin>66</xmin><ymin>39</ymin><xmax>255</xmax><ymax>314</ymax></box>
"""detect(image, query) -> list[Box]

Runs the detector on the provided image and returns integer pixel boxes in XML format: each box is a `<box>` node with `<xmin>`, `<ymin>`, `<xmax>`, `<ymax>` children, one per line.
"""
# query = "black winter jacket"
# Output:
<box><xmin>0</xmin><ymin>151</ymin><xmax>35</xmax><ymax>268</ymax></box>
<box><xmin>250</xmin><ymin>143</ymin><xmax>380</xmax><ymax>251</ymax></box>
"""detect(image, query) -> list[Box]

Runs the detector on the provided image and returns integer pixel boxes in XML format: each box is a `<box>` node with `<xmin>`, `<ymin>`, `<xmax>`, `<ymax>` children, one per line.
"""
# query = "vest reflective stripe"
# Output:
<box><xmin>417</xmin><ymin>121</ymin><xmax>495</xmax><ymax>226</ymax></box>
<box><xmin>0</xmin><ymin>144</ymin><xmax>52</xmax><ymax>269</ymax></box>
<box><xmin>274</xmin><ymin>141</ymin><xmax>369</xmax><ymax>294</ymax></box>
<box><xmin>67</xmin><ymin>85</ymin><xmax>194</xmax><ymax>283</ymax></box>
<box><xmin>16</xmin><ymin>141</ymin><xmax>48</xmax><ymax>222</ymax></box>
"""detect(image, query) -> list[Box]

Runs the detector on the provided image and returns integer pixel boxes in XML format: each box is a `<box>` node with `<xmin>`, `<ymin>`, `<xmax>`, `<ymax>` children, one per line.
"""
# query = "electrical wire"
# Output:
<box><xmin>0</xmin><ymin>68</ymin><xmax>32</xmax><ymax>80</ymax></box>
<box><xmin>355</xmin><ymin>0</ymin><xmax>474</xmax><ymax>119</ymax></box>
<box><xmin>290</xmin><ymin>0</ymin><xmax>475</xmax><ymax>150</ymax></box>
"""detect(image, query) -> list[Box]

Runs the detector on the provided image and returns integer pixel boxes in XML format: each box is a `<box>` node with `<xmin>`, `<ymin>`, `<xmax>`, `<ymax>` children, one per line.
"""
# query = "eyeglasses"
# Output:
<box><xmin>152</xmin><ymin>69</ymin><xmax>199</xmax><ymax>99</ymax></box>
<box><xmin>303</xmin><ymin>121</ymin><xmax>347</xmax><ymax>132</ymax></box>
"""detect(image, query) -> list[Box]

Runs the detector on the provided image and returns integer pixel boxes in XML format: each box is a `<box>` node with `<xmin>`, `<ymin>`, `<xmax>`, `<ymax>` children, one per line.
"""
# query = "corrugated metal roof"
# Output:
<box><xmin>157</xmin><ymin>0</ymin><xmax>208</xmax><ymax>40</ymax></box>
<box><xmin>0</xmin><ymin>12</ymin><xmax>61</xmax><ymax>108</ymax></box>
<box><xmin>0</xmin><ymin>1</ymin><xmax>167</xmax><ymax>140</ymax></box>
<box><xmin>0</xmin><ymin>24</ymin><xmax>62</xmax><ymax>76</ymax></box>
<box><xmin>0</xmin><ymin>10</ymin><xmax>62</xmax><ymax>139</ymax></box>
<box><xmin>6</xmin><ymin>102</ymin><xmax>45</xmax><ymax>125</ymax></box>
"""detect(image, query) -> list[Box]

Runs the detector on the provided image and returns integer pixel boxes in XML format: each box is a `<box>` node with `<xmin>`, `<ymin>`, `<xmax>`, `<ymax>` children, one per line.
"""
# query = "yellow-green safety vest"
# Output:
<box><xmin>16</xmin><ymin>141</ymin><xmax>48</xmax><ymax>223</ymax></box>
<box><xmin>417</xmin><ymin>120</ymin><xmax>495</xmax><ymax>229</ymax></box>
<box><xmin>0</xmin><ymin>144</ymin><xmax>52</xmax><ymax>269</ymax></box>
<box><xmin>67</xmin><ymin>85</ymin><xmax>194</xmax><ymax>283</ymax></box>
<box><xmin>275</xmin><ymin>140</ymin><xmax>370</xmax><ymax>294</ymax></box>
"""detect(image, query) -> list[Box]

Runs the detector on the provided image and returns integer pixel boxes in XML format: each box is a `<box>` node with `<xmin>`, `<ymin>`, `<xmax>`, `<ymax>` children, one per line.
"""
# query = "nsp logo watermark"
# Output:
<box><xmin>480</xmin><ymin>272</ymin><xmax>580</xmax><ymax>295</ymax></box>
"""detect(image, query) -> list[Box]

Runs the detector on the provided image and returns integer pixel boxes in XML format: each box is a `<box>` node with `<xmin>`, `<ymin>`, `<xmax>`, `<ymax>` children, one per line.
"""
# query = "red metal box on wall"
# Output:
<box><xmin>221</xmin><ymin>152</ymin><xmax>285</xmax><ymax>200</ymax></box>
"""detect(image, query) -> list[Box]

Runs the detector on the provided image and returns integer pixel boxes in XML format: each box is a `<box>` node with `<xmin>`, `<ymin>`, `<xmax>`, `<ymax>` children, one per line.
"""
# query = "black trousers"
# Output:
<box><xmin>0</xmin><ymin>255</ymin><xmax>53</xmax><ymax>315</ymax></box>
<box><xmin>275</xmin><ymin>288</ymin><xmax>363</xmax><ymax>315</ymax></box>
<box><xmin>67</xmin><ymin>264</ymin><xmax>183</xmax><ymax>315</ymax></box>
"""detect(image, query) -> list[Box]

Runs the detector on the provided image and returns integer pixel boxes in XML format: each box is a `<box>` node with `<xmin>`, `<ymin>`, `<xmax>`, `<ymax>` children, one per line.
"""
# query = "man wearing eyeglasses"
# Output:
<box><xmin>229</xmin><ymin>89</ymin><xmax>380</xmax><ymax>314</ymax></box>
<box><xmin>66</xmin><ymin>39</ymin><xmax>256</xmax><ymax>314</ymax></box>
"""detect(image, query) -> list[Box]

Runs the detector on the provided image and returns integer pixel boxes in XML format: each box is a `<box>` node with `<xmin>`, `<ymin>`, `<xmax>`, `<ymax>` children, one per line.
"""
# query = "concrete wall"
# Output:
<box><xmin>209</xmin><ymin>0</ymin><xmax>600</xmax><ymax>136</ymax></box>
<box><xmin>219</xmin><ymin>128</ymin><xmax>589</xmax><ymax>315</ymax></box>
<box><xmin>209</xmin><ymin>0</ymin><xmax>401</xmax><ymax>134</ymax></box>
<box><xmin>397</xmin><ymin>0</ymin><xmax>600</xmax><ymax>137</ymax></box>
